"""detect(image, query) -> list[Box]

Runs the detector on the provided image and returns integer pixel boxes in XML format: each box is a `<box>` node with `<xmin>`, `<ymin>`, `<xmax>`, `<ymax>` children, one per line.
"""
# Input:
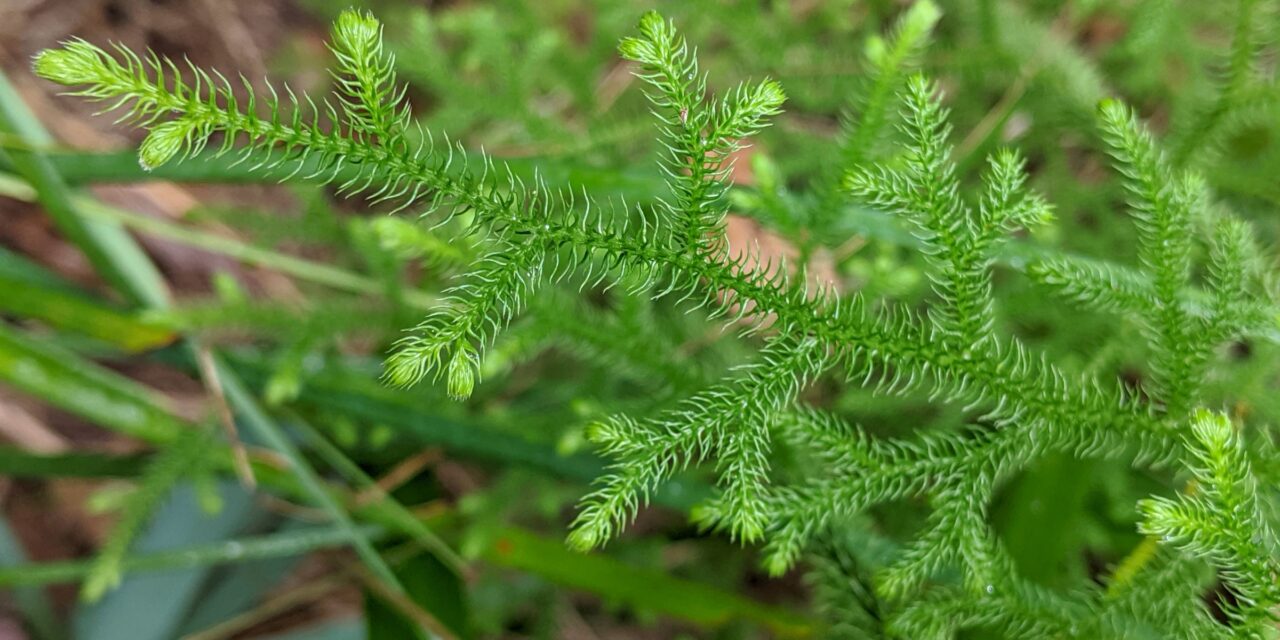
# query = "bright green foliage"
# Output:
<box><xmin>811</xmin><ymin>0</ymin><xmax>940</xmax><ymax>243</ymax></box>
<box><xmin>618</xmin><ymin>11</ymin><xmax>786</xmax><ymax>251</ymax></box>
<box><xmin>1139</xmin><ymin>409</ymin><xmax>1280</xmax><ymax>634</ymax></box>
<box><xmin>329</xmin><ymin>9</ymin><xmax>409</xmax><ymax>145</ymax></box>
<box><xmin>805</xmin><ymin>527</ymin><xmax>893</xmax><ymax>638</ymax></box>
<box><xmin>572</xmin><ymin>336</ymin><xmax>830</xmax><ymax>549</ymax></box>
<box><xmin>384</xmin><ymin>245</ymin><xmax>542</xmax><ymax>394</ymax></box>
<box><xmin>31</xmin><ymin>2</ymin><xmax>1280</xmax><ymax>638</ymax></box>
<box><xmin>841</xmin><ymin>0</ymin><xmax>940</xmax><ymax>169</ymax></box>
<box><xmin>1098</xmin><ymin>100</ymin><xmax>1203</xmax><ymax>416</ymax></box>
<box><xmin>847</xmin><ymin>77</ymin><xmax>1051</xmax><ymax>347</ymax></box>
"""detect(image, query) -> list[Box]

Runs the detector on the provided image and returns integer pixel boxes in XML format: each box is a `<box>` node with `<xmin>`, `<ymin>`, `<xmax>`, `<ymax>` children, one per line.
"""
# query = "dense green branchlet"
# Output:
<box><xmin>619</xmin><ymin>10</ymin><xmax>786</xmax><ymax>252</ymax></box>
<box><xmin>329</xmin><ymin>9</ymin><xmax>409</xmax><ymax>144</ymax></box>
<box><xmin>33</xmin><ymin>5</ymin><xmax>1280</xmax><ymax>638</ymax></box>
<box><xmin>1138</xmin><ymin>410</ymin><xmax>1280</xmax><ymax>632</ymax></box>
<box><xmin>809</xmin><ymin>0</ymin><xmax>940</xmax><ymax>242</ymax></box>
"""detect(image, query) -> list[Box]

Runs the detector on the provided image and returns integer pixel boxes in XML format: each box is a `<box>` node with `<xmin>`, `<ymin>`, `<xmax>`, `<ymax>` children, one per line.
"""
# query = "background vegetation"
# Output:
<box><xmin>1</xmin><ymin>0</ymin><xmax>1280</xmax><ymax>638</ymax></box>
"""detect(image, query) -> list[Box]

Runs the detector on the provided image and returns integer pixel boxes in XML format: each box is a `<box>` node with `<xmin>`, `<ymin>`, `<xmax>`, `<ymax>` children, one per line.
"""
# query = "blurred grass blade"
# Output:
<box><xmin>215</xmin><ymin>356</ymin><xmax>405</xmax><ymax>593</ymax></box>
<box><xmin>174</xmin><ymin>520</ymin><xmax>310</xmax><ymax>637</ymax></box>
<box><xmin>365</xmin><ymin>554</ymin><xmax>470</xmax><ymax>640</ymax></box>
<box><xmin>0</xmin><ymin>71</ymin><xmax>167</xmax><ymax>307</ymax></box>
<box><xmin>0</xmin><ymin>148</ymin><xmax>668</xmax><ymax>202</ymax></box>
<box><xmin>72</xmin><ymin>198</ymin><xmax>419</xmax><ymax>304</ymax></box>
<box><xmin>223</xmin><ymin>351</ymin><xmax>709</xmax><ymax>509</ymax></box>
<box><xmin>0</xmin><ymin>273</ymin><xmax>175</xmax><ymax>351</ymax></box>
<box><xmin>0</xmin><ymin>245</ymin><xmax>84</xmax><ymax>292</ymax></box>
<box><xmin>0</xmin><ymin>522</ymin><xmax>378</xmax><ymax>589</ymax></box>
<box><xmin>0</xmin><ymin>323</ymin><xmax>184</xmax><ymax>443</ymax></box>
<box><xmin>480</xmin><ymin>527</ymin><xmax>812</xmax><ymax>638</ymax></box>
<box><xmin>71</xmin><ymin>483</ymin><xmax>260</xmax><ymax>640</ymax></box>
<box><xmin>0</xmin><ymin>447</ymin><xmax>147</xmax><ymax>478</ymax></box>
<box><xmin>291</xmin><ymin>416</ymin><xmax>466</xmax><ymax>575</ymax></box>
<box><xmin>0</xmin><ymin>171</ymin><xmax>427</xmax><ymax>306</ymax></box>
<box><xmin>223</xmin><ymin>353</ymin><xmax>604</xmax><ymax>478</ymax></box>
<box><xmin>256</xmin><ymin>619</ymin><xmax>363</xmax><ymax>640</ymax></box>
<box><xmin>1</xmin><ymin>62</ymin><xmax>408</xmax><ymax>633</ymax></box>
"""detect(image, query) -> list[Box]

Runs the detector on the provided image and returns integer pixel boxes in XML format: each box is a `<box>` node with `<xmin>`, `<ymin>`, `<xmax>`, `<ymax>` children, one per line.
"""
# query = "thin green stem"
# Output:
<box><xmin>215</xmin><ymin>358</ymin><xmax>404</xmax><ymax>593</ymax></box>
<box><xmin>0</xmin><ymin>172</ymin><xmax>433</xmax><ymax>308</ymax></box>
<box><xmin>288</xmin><ymin>415</ymin><xmax>467</xmax><ymax>575</ymax></box>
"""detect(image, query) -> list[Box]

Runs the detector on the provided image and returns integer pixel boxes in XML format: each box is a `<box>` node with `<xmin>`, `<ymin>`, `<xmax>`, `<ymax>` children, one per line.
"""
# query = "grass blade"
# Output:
<box><xmin>0</xmin><ymin>71</ymin><xmax>167</xmax><ymax>307</ymax></box>
<box><xmin>0</xmin><ymin>523</ymin><xmax>381</xmax><ymax>589</ymax></box>
<box><xmin>480</xmin><ymin>526</ymin><xmax>811</xmax><ymax>637</ymax></box>
<box><xmin>215</xmin><ymin>356</ymin><xmax>404</xmax><ymax>594</ymax></box>
<box><xmin>0</xmin><ymin>323</ymin><xmax>183</xmax><ymax>443</ymax></box>
<box><xmin>0</xmin><ymin>523</ymin><xmax>369</xmax><ymax>590</ymax></box>
<box><xmin>0</xmin><ymin>273</ymin><xmax>175</xmax><ymax>351</ymax></box>
<box><xmin>290</xmin><ymin>416</ymin><xmax>466</xmax><ymax>575</ymax></box>
<box><xmin>0</xmin><ymin>447</ymin><xmax>147</xmax><ymax>478</ymax></box>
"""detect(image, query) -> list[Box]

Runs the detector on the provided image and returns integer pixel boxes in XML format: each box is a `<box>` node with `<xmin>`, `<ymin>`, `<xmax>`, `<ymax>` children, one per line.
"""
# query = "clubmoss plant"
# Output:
<box><xmin>33</xmin><ymin>3</ymin><xmax>1280</xmax><ymax>637</ymax></box>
